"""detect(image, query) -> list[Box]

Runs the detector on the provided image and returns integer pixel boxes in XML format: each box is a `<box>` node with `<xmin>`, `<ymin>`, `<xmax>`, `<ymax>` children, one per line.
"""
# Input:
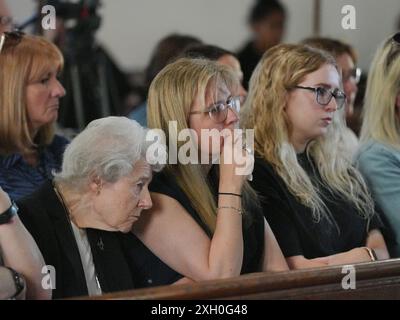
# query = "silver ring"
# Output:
<box><xmin>243</xmin><ymin>146</ymin><xmax>253</xmax><ymax>155</ymax></box>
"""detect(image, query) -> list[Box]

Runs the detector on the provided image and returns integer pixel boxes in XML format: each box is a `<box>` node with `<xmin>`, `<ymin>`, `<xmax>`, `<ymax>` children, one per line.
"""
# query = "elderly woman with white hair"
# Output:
<box><xmin>17</xmin><ymin>116</ymin><xmax>163</xmax><ymax>299</ymax></box>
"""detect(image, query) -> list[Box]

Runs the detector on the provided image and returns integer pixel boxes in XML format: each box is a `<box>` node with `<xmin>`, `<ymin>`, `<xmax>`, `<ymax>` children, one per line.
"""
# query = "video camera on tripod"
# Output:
<box><xmin>17</xmin><ymin>0</ymin><xmax>101</xmax><ymax>36</ymax></box>
<box><xmin>45</xmin><ymin>0</ymin><xmax>101</xmax><ymax>37</ymax></box>
<box><xmin>39</xmin><ymin>0</ymin><xmax>109</xmax><ymax>131</ymax></box>
<box><xmin>18</xmin><ymin>0</ymin><xmax>127</xmax><ymax>131</ymax></box>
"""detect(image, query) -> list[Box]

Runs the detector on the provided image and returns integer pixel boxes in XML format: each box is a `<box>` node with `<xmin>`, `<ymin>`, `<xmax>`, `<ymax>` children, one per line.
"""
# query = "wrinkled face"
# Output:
<box><xmin>26</xmin><ymin>65</ymin><xmax>66</xmax><ymax>133</ymax></box>
<box><xmin>91</xmin><ymin>159</ymin><xmax>153</xmax><ymax>233</ymax></box>
<box><xmin>189</xmin><ymin>80</ymin><xmax>239</xmax><ymax>158</ymax></box>
<box><xmin>217</xmin><ymin>54</ymin><xmax>247</xmax><ymax>98</ymax></box>
<box><xmin>253</xmin><ymin>11</ymin><xmax>285</xmax><ymax>50</ymax></box>
<box><xmin>286</xmin><ymin>64</ymin><xmax>341</xmax><ymax>145</ymax></box>
<box><xmin>336</xmin><ymin>53</ymin><xmax>358</xmax><ymax>118</ymax></box>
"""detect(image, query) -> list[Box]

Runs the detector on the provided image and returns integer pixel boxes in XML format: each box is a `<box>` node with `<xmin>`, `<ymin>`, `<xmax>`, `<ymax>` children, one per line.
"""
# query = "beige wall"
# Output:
<box><xmin>7</xmin><ymin>0</ymin><xmax>400</xmax><ymax>71</ymax></box>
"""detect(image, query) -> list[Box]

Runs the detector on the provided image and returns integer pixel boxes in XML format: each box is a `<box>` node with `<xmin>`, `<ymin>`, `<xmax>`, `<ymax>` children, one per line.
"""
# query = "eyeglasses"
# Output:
<box><xmin>190</xmin><ymin>95</ymin><xmax>244</xmax><ymax>123</ymax></box>
<box><xmin>0</xmin><ymin>30</ymin><xmax>24</xmax><ymax>54</ymax></box>
<box><xmin>294</xmin><ymin>85</ymin><xmax>346</xmax><ymax>110</ymax></box>
<box><xmin>342</xmin><ymin>67</ymin><xmax>361</xmax><ymax>84</ymax></box>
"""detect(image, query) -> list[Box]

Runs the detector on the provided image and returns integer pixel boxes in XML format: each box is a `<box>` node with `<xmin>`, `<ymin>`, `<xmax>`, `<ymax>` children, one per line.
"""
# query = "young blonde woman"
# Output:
<box><xmin>242</xmin><ymin>44</ymin><xmax>389</xmax><ymax>269</ymax></box>
<box><xmin>129</xmin><ymin>58</ymin><xmax>288</xmax><ymax>287</ymax></box>
<box><xmin>301</xmin><ymin>37</ymin><xmax>361</xmax><ymax>150</ymax></box>
<box><xmin>356</xmin><ymin>33</ymin><xmax>400</xmax><ymax>257</ymax></box>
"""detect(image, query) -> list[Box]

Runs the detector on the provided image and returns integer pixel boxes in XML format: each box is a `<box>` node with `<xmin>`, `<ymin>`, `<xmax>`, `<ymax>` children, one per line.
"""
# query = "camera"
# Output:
<box><xmin>46</xmin><ymin>0</ymin><xmax>101</xmax><ymax>21</ymax></box>
<box><xmin>45</xmin><ymin>0</ymin><xmax>102</xmax><ymax>33</ymax></box>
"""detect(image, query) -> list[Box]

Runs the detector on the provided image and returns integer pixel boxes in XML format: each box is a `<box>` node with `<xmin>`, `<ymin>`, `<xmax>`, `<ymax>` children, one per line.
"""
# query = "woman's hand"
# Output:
<box><xmin>219</xmin><ymin>130</ymin><xmax>254</xmax><ymax>193</ymax></box>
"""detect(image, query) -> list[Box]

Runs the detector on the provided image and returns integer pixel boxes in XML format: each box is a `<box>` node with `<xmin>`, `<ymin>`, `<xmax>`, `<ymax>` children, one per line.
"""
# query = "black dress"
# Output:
<box><xmin>123</xmin><ymin>168</ymin><xmax>265</xmax><ymax>288</ymax></box>
<box><xmin>17</xmin><ymin>181</ymin><xmax>140</xmax><ymax>299</ymax></box>
<box><xmin>250</xmin><ymin>153</ymin><xmax>383</xmax><ymax>259</ymax></box>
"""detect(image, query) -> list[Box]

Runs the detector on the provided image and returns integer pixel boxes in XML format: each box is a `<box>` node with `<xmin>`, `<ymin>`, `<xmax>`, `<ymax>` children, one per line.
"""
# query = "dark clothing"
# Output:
<box><xmin>124</xmin><ymin>169</ymin><xmax>265</xmax><ymax>287</ymax></box>
<box><xmin>237</xmin><ymin>41</ymin><xmax>263</xmax><ymax>89</ymax></box>
<box><xmin>58</xmin><ymin>46</ymin><xmax>131</xmax><ymax>130</ymax></box>
<box><xmin>0</xmin><ymin>135</ymin><xmax>68</xmax><ymax>200</ymax></box>
<box><xmin>17</xmin><ymin>181</ymin><xmax>142</xmax><ymax>299</ymax></box>
<box><xmin>250</xmin><ymin>153</ymin><xmax>383</xmax><ymax>259</ymax></box>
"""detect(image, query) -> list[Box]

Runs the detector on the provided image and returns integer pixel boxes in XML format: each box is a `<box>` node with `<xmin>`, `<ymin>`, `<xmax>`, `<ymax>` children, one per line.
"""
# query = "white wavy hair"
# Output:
<box><xmin>54</xmin><ymin>116</ymin><xmax>164</xmax><ymax>190</ymax></box>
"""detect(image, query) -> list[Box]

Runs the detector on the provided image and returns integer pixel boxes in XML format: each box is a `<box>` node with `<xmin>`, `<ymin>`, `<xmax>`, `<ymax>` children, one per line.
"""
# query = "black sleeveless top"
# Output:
<box><xmin>121</xmin><ymin>168</ymin><xmax>265</xmax><ymax>288</ymax></box>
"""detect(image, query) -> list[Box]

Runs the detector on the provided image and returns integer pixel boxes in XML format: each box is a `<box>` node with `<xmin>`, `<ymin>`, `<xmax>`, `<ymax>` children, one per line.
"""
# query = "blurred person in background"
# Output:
<box><xmin>237</xmin><ymin>0</ymin><xmax>286</xmax><ymax>89</ymax></box>
<box><xmin>127</xmin><ymin>33</ymin><xmax>202</xmax><ymax>126</ymax></box>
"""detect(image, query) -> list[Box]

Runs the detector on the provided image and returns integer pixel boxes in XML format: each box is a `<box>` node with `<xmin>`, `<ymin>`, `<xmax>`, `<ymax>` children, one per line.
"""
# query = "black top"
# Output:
<box><xmin>237</xmin><ymin>41</ymin><xmax>263</xmax><ymax>90</ymax></box>
<box><xmin>124</xmin><ymin>169</ymin><xmax>265</xmax><ymax>287</ymax></box>
<box><xmin>250</xmin><ymin>153</ymin><xmax>383</xmax><ymax>259</ymax></box>
<box><xmin>17</xmin><ymin>181</ymin><xmax>146</xmax><ymax>299</ymax></box>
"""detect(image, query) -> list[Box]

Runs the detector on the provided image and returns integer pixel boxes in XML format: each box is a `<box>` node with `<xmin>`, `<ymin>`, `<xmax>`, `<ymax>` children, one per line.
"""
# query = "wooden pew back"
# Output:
<box><xmin>81</xmin><ymin>259</ymin><xmax>400</xmax><ymax>300</ymax></box>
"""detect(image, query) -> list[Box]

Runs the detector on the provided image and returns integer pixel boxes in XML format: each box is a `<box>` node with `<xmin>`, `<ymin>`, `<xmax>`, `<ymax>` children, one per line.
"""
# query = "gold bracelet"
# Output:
<box><xmin>218</xmin><ymin>206</ymin><xmax>242</xmax><ymax>215</ymax></box>
<box><xmin>363</xmin><ymin>247</ymin><xmax>377</xmax><ymax>261</ymax></box>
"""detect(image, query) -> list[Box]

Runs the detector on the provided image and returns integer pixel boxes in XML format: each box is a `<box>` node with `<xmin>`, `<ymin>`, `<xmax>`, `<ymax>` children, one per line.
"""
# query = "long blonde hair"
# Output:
<box><xmin>360</xmin><ymin>34</ymin><xmax>400</xmax><ymax>149</ymax></box>
<box><xmin>243</xmin><ymin>44</ymin><xmax>374</xmax><ymax>224</ymax></box>
<box><xmin>0</xmin><ymin>34</ymin><xmax>64</xmax><ymax>155</ymax></box>
<box><xmin>148</xmin><ymin>58</ymin><xmax>255</xmax><ymax>233</ymax></box>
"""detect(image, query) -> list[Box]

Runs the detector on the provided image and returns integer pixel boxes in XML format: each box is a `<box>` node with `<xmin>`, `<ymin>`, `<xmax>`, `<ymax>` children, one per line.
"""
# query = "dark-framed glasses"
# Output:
<box><xmin>190</xmin><ymin>95</ymin><xmax>244</xmax><ymax>123</ymax></box>
<box><xmin>0</xmin><ymin>30</ymin><xmax>24</xmax><ymax>54</ymax></box>
<box><xmin>342</xmin><ymin>67</ymin><xmax>361</xmax><ymax>84</ymax></box>
<box><xmin>294</xmin><ymin>85</ymin><xmax>346</xmax><ymax>110</ymax></box>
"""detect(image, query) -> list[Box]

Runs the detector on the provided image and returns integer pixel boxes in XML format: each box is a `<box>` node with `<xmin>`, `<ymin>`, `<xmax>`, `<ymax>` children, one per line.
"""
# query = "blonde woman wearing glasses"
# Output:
<box><xmin>356</xmin><ymin>33</ymin><xmax>400</xmax><ymax>257</ymax></box>
<box><xmin>0</xmin><ymin>32</ymin><xmax>68</xmax><ymax>200</ymax></box>
<box><xmin>242</xmin><ymin>44</ymin><xmax>389</xmax><ymax>270</ymax></box>
<box><xmin>129</xmin><ymin>58</ymin><xmax>287</xmax><ymax>287</ymax></box>
<box><xmin>301</xmin><ymin>37</ymin><xmax>362</xmax><ymax>149</ymax></box>
<box><xmin>301</xmin><ymin>37</ymin><xmax>361</xmax><ymax>122</ymax></box>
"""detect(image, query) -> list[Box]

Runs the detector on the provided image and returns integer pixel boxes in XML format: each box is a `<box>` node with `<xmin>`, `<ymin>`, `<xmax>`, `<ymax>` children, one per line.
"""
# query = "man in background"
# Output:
<box><xmin>237</xmin><ymin>0</ymin><xmax>286</xmax><ymax>89</ymax></box>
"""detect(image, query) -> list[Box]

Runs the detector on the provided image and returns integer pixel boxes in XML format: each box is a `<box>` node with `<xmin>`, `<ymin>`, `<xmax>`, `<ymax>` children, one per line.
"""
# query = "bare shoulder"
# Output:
<box><xmin>132</xmin><ymin>192</ymin><xmax>208</xmax><ymax>245</ymax></box>
<box><xmin>131</xmin><ymin>192</ymin><xmax>212</xmax><ymax>279</ymax></box>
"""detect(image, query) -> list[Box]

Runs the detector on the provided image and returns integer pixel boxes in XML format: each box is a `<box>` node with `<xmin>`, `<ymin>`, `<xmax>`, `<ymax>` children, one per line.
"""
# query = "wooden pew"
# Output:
<box><xmin>81</xmin><ymin>258</ymin><xmax>400</xmax><ymax>300</ymax></box>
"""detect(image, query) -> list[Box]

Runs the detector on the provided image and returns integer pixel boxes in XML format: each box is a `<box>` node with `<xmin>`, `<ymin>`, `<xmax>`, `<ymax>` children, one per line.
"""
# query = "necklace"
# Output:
<box><xmin>52</xmin><ymin>181</ymin><xmax>102</xmax><ymax>293</ymax></box>
<box><xmin>53</xmin><ymin>183</ymin><xmax>90</xmax><ymax>229</ymax></box>
<box><xmin>53</xmin><ymin>181</ymin><xmax>74</xmax><ymax>223</ymax></box>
